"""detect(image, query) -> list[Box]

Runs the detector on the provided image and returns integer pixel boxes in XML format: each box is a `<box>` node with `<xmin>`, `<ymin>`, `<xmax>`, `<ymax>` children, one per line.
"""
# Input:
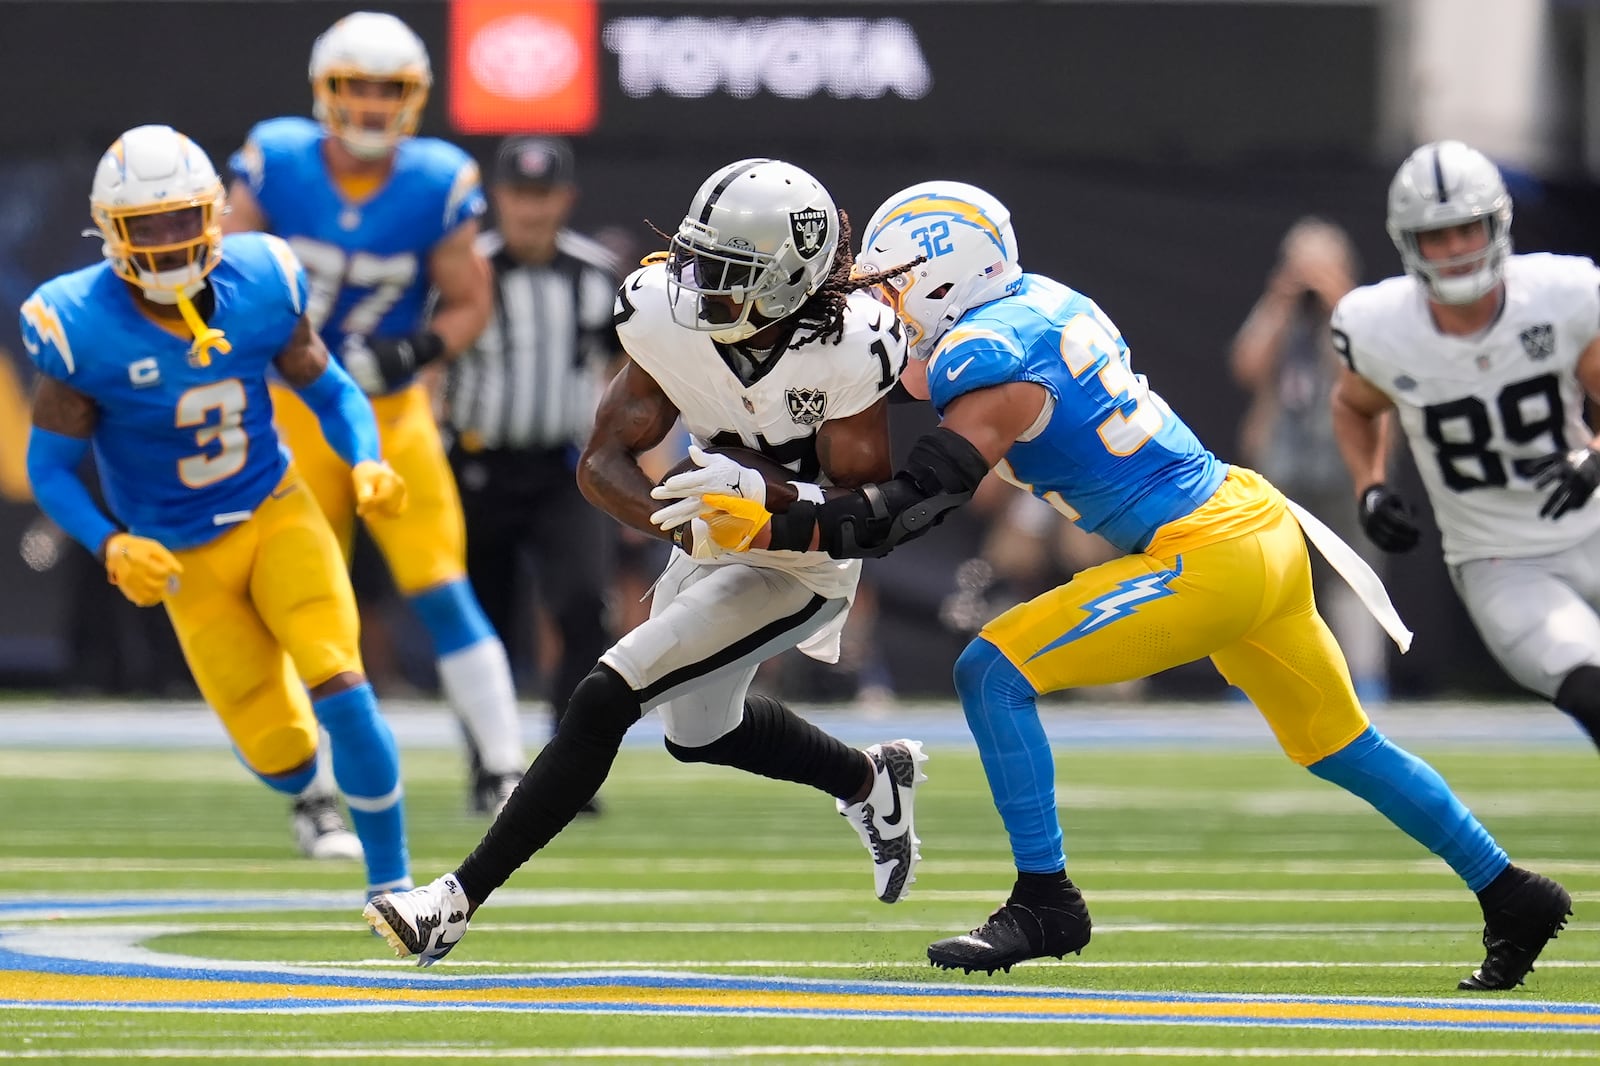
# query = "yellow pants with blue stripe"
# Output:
<box><xmin>269</xmin><ymin>381</ymin><xmax>466</xmax><ymax>595</ymax></box>
<box><xmin>983</xmin><ymin>467</ymin><xmax>1370</xmax><ymax>765</ymax></box>
<box><xmin>162</xmin><ymin>471</ymin><xmax>363</xmax><ymax>777</ymax></box>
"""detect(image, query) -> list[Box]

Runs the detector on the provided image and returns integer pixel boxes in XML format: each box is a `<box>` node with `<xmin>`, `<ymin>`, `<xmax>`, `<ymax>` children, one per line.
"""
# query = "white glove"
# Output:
<box><xmin>650</xmin><ymin>445</ymin><xmax>767</xmax><ymax>520</ymax></box>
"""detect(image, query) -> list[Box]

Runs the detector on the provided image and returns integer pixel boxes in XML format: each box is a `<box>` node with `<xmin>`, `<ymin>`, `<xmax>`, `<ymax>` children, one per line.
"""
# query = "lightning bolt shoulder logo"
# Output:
<box><xmin>21</xmin><ymin>294</ymin><xmax>75</xmax><ymax>374</ymax></box>
<box><xmin>1026</xmin><ymin>558</ymin><xmax>1185</xmax><ymax>662</ymax></box>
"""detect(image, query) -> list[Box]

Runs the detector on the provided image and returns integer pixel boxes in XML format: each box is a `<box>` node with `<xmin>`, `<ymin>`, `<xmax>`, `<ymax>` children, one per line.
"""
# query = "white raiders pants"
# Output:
<box><xmin>599</xmin><ymin>551</ymin><xmax>850</xmax><ymax>747</ymax></box>
<box><xmin>1449</xmin><ymin>524</ymin><xmax>1600</xmax><ymax>699</ymax></box>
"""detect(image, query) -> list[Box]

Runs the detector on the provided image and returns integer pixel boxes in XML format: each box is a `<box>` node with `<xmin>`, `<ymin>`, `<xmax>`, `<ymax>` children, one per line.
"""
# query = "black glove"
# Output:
<box><xmin>1358</xmin><ymin>483</ymin><xmax>1420</xmax><ymax>553</ymax></box>
<box><xmin>341</xmin><ymin>330</ymin><xmax>446</xmax><ymax>396</ymax></box>
<box><xmin>1533</xmin><ymin>447</ymin><xmax>1600</xmax><ymax>520</ymax></box>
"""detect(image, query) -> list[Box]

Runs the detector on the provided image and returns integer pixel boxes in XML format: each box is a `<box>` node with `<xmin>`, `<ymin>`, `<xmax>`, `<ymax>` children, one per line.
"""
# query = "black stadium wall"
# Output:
<box><xmin>1</xmin><ymin>0</ymin><xmax>1596</xmax><ymax>695</ymax></box>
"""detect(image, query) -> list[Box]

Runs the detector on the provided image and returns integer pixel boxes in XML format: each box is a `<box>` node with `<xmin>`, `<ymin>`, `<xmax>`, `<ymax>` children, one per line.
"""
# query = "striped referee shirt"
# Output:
<box><xmin>448</xmin><ymin>229</ymin><xmax>622</xmax><ymax>451</ymax></box>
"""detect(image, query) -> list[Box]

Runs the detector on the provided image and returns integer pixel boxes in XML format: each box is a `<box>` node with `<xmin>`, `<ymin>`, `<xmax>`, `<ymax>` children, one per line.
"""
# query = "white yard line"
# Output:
<box><xmin>3</xmin><ymin>1047</ymin><xmax>1600</xmax><ymax>1061</ymax></box>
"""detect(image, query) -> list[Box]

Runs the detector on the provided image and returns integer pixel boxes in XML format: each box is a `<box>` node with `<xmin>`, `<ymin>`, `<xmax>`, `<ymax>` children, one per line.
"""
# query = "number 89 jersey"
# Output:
<box><xmin>228</xmin><ymin>117</ymin><xmax>485</xmax><ymax>371</ymax></box>
<box><xmin>1332</xmin><ymin>252</ymin><xmax>1600</xmax><ymax>565</ymax></box>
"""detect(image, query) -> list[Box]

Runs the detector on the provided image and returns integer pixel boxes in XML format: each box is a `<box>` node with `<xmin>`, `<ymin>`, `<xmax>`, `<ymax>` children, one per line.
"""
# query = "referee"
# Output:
<box><xmin>446</xmin><ymin>137</ymin><xmax>622</xmax><ymax>805</ymax></box>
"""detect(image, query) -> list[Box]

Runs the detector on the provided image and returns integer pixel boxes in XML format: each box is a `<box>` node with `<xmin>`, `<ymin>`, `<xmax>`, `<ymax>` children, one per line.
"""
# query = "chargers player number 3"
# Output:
<box><xmin>176</xmin><ymin>379</ymin><xmax>248</xmax><ymax>488</ymax></box>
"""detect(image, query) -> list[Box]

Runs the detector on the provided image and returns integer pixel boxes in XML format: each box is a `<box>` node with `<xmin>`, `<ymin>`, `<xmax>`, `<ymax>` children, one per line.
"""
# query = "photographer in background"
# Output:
<box><xmin>1231</xmin><ymin>217</ymin><xmax>1387</xmax><ymax>702</ymax></box>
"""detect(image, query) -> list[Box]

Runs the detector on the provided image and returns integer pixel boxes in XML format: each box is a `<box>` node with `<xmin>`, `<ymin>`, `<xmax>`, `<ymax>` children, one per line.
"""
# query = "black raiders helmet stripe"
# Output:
<box><xmin>1432</xmin><ymin>144</ymin><xmax>1449</xmax><ymax>204</ymax></box>
<box><xmin>698</xmin><ymin>159</ymin><xmax>773</xmax><ymax>225</ymax></box>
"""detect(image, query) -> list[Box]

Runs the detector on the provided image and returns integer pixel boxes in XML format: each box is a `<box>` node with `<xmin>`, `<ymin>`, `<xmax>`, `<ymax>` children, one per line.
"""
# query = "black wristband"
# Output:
<box><xmin>766</xmin><ymin>502</ymin><xmax>818</xmax><ymax>552</ymax></box>
<box><xmin>409</xmin><ymin>329</ymin><xmax>447</xmax><ymax>369</ymax></box>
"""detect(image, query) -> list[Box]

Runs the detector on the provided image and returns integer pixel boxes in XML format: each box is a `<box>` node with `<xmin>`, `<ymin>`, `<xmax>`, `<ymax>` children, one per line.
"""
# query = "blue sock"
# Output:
<box><xmin>1309</xmin><ymin>725</ymin><xmax>1508</xmax><ymax>892</ymax></box>
<box><xmin>952</xmin><ymin>637</ymin><xmax>1065</xmax><ymax>874</ymax></box>
<box><xmin>313</xmin><ymin>684</ymin><xmax>409</xmax><ymax>890</ymax></box>
<box><xmin>409</xmin><ymin>579</ymin><xmax>496</xmax><ymax>656</ymax></box>
<box><xmin>242</xmin><ymin>751</ymin><xmax>317</xmax><ymax>796</ymax></box>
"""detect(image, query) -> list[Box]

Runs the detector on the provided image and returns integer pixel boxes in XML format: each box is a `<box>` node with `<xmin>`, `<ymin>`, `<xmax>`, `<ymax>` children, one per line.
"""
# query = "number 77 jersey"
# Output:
<box><xmin>926</xmin><ymin>273</ymin><xmax>1226</xmax><ymax>555</ymax></box>
<box><xmin>229</xmin><ymin>117</ymin><xmax>484</xmax><ymax>365</ymax></box>
<box><xmin>1332</xmin><ymin>252</ymin><xmax>1600</xmax><ymax>565</ymax></box>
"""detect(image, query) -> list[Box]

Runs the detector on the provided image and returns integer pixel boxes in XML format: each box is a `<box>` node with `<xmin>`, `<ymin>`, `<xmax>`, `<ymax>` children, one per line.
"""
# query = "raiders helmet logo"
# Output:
<box><xmin>785</xmin><ymin>387</ymin><xmax>828</xmax><ymax>426</ymax></box>
<box><xmin>1519</xmin><ymin>322</ymin><xmax>1555</xmax><ymax>361</ymax></box>
<box><xmin>789</xmin><ymin>208</ymin><xmax>830</xmax><ymax>260</ymax></box>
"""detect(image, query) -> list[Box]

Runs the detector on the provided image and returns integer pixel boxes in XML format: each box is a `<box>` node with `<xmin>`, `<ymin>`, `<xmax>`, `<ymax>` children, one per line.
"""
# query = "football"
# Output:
<box><xmin>658</xmin><ymin>446</ymin><xmax>801</xmax><ymax>511</ymax></box>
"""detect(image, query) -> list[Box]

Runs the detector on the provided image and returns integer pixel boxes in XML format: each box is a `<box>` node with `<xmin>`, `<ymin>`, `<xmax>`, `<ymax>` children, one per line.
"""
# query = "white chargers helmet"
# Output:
<box><xmin>667</xmin><ymin>158</ymin><xmax>840</xmax><ymax>343</ymax></box>
<box><xmin>1386</xmin><ymin>141</ymin><xmax>1512</xmax><ymax>305</ymax></box>
<box><xmin>310</xmin><ymin>12</ymin><xmax>432</xmax><ymax>160</ymax></box>
<box><xmin>89</xmin><ymin>125</ymin><xmax>225</xmax><ymax>305</ymax></box>
<box><xmin>857</xmin><ymin>181</ymin><xmax>1021</xmax><ymax>360</ymax></box>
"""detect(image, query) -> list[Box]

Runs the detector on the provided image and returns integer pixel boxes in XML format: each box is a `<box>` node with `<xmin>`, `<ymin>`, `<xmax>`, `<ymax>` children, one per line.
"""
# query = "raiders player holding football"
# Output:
<box><xmin>1332</xmin><ymin>140</ymin><xmax>1600</xmax><ymax>756</ymax></box>
<box><xmin>366</xmin><ymin>159</ymin><xmax>929</xmax><ymax>964</ymax></box>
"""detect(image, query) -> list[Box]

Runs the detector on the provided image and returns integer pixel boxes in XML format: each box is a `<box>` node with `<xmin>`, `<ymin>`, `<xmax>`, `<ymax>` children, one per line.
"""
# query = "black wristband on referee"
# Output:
<box><xmin>765</xmin><ymin>501</ymin><xmax>818</xmax><ymax>552</ymax></box>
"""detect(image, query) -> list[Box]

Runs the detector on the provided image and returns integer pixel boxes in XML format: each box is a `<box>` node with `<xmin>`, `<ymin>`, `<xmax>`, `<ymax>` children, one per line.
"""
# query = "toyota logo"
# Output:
<box><xmin>468</xmin><ymin>14</ymin><xmax>581</xmax><ymax>100</ymax></box>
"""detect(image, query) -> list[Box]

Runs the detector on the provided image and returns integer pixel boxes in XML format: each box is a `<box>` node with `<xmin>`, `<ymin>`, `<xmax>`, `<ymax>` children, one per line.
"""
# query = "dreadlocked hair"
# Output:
<box><xmin>789</xmin><ymin>209</ymin><xmax>925</xmax><ymax>350</ymax></box>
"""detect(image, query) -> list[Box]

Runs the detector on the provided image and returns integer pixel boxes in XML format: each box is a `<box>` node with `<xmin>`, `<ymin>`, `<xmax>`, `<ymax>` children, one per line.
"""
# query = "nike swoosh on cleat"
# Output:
<box><xmin>879</xmin><ymin>776</ymin><xmax>904</xmax><ymax>828</ymax></box>
<box><xmin>946</xmin><ymin>355</ymin><xmax>977</xmax><ymax>381</ymax></box>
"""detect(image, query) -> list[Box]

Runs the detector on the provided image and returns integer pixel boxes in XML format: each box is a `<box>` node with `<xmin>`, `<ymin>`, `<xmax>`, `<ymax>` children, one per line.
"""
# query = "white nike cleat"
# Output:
<box><xmin>839</xmin><ymin>739</ymin><xmax>927</xmax><ymax>903</ymax></box>
<box><xmin>291</xmin><ymin>795</ymin><xmax>364</xmax><ymax>862</ymax></box>
<box><xmin>363</xmin><ymin>873</ymin><xmax>473</xmax><ymax>967</ymax></box>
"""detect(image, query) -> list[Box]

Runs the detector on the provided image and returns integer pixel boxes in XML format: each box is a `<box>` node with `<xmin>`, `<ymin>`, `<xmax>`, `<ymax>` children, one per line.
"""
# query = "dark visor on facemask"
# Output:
<box><xmin>668</xmin><ymin>236</ymin><xmax>763</xmax><ymax>295</ymax></box>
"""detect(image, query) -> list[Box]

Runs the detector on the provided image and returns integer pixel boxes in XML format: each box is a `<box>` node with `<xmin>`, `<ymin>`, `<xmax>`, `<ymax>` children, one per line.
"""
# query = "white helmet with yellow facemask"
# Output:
<box><xmin>89</xmin><ymin>125</ymin><xmax>230</xmax><ymax>363</ymax></box>
<box><xmin>310</xmin><ymin>11</ymin><xmax>432</xmax><ymax>161</ymax></box>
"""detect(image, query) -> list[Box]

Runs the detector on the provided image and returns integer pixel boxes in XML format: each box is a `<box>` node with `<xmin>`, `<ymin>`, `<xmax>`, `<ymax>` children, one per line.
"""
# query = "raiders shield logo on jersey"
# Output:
<box><xmin>1519</xmin><ymin>323</ymin><xmax>1555</xmax><ymax>361</ymax></box>
<box><xmin>790</xmin><ymin>208</ymin><xmax>830</xmax><ymax>260</ymax></box>
<box><xmin>786</xmin><ymin>387</ymin><xmax>828</xmax><ymax>425</ymax></box>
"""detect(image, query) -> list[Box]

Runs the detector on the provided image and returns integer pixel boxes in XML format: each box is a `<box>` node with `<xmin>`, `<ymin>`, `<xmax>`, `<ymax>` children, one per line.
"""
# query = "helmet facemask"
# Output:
<box><xmin>1394</xmin><ymin>214</ymin><xmax>1511</xmax><ymax>305</ymax></box>
<box><xmin>313</xmin><ymin>70</ymin><xmax>428</xmax><ymax>160</ymax></box>
<box><xmin>96</xmin><ymin>199</ymin><xmax>222</xmax><ymax>304</ymax></box>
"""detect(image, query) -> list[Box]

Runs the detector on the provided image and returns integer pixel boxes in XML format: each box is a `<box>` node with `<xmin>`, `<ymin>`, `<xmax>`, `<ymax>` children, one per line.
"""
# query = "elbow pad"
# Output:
<box><xmin>772</xmin><ymin>427</ymin><xmax>989</xmax><ymax>559</ymax></box>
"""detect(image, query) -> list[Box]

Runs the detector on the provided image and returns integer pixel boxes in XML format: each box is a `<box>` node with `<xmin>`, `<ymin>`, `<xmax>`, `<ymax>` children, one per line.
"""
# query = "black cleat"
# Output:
<box><xmin>928</xmin><ymin>884</ymin><xmax>1092</xmax><ymax>975</ymax></box>
<box><xmin>469</xmin><ymin>771</ymin><xmax>520</xmax><ymax>816</ymax></box>
<box><xmin>1458</xmin><ymin>866</ymin><xmax>1572</xmax><ymax>991</ymax></box>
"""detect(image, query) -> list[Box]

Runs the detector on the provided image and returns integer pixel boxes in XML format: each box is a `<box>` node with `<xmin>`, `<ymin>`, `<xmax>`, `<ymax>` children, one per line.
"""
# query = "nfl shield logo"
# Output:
<box><xmin>785</xmin><ymin>387</ymin><xmax>828</xmax><ymax>426</ymax></box>
<box><xmin>789</xmin><ymin>208</ymin><xmax>830</xmax><ymax>260</ymax></box>
<box><xmin>1519</xmin><ymin>323</ymin><xmax>1555</xmax><ymax>361</ymax></box>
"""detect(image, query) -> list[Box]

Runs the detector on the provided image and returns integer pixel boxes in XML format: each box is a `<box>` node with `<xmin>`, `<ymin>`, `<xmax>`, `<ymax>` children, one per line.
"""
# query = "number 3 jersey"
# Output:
<box><xmin>926</xmin><ymin>273</ymin><xmax>1226</xmax><ymax>554</ymax></box>
<box><xmin>228</xmin><ymin>116</ymin><xmax>485</xmax><ymax>374</ymax></box>
<box><xmin>1332</xmin><ymin>253</ymin><xmax>1600</xmax><ymax>564</ymax></box>
<box><xmin>19</xmin><ymin>233</ymin><xmax>308</xmax><ymax>550</ymax></box>
<box><xmin>614</xmin><ymin>261</ymin><xmax>906</xmax><ymax>600</ymax></box>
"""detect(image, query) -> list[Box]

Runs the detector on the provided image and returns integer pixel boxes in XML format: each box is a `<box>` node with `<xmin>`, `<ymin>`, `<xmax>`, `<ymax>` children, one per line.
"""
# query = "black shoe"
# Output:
<box><xmin>1459</xmin><ymin>866</ymin><xmax>1572</xmax><ymax>991</ymax></box>
<box><xmin>928</xmin><ymin>884</ymin><xmax>1092</xmax><ymax>975</ymax></box>
<box><xmin>469</xmin><ymin>771</ymin><xmax>521</xmax><ymax>816</ymax></box>
<box><xmin>578</xmin><ymin>794</ymin><xmax>603</xmax><ymax>817</ymax></box>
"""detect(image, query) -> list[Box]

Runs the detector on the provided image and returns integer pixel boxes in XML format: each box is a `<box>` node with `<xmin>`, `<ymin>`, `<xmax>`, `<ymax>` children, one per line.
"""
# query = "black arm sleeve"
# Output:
<box><xmin>767</xmin><ymin>426</ymin><xmax>991</xmax><ymax>559</ymax></box>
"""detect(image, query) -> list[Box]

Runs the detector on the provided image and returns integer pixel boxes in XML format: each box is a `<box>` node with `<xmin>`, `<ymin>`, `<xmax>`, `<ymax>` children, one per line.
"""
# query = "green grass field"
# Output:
<box><xmin>1</xmin><ymin>708</ymin><xmax>1596</xmax><ymax>1063</ymax></box>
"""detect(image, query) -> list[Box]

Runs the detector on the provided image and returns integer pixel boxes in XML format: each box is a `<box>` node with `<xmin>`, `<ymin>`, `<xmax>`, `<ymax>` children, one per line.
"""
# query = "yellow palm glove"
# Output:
<box><xmin>352</xmin><ymin>460</ymin><xmax>409</xmax><ymax>519</ymax></box>
<box><xmin>699</xmin><ymin>492</ymin><xmax>773</xmax><ymax>552</ymax></box>
<box><xmin>104</xmin><ymin>532</ymin><xmax>183</xmax><ymax>607</ymax></box>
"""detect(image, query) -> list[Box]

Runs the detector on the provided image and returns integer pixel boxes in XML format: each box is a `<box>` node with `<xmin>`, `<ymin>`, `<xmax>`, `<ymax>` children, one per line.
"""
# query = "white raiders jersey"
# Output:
<box><xmin>1332</xmin><ymin>253</ymin><xmax>1600</xmax><ymax>565</ymax></box>
<box><xmin>614</xmin><ymin>261</ymin><xmax>908</xmax><ymax>599</ymax></box>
